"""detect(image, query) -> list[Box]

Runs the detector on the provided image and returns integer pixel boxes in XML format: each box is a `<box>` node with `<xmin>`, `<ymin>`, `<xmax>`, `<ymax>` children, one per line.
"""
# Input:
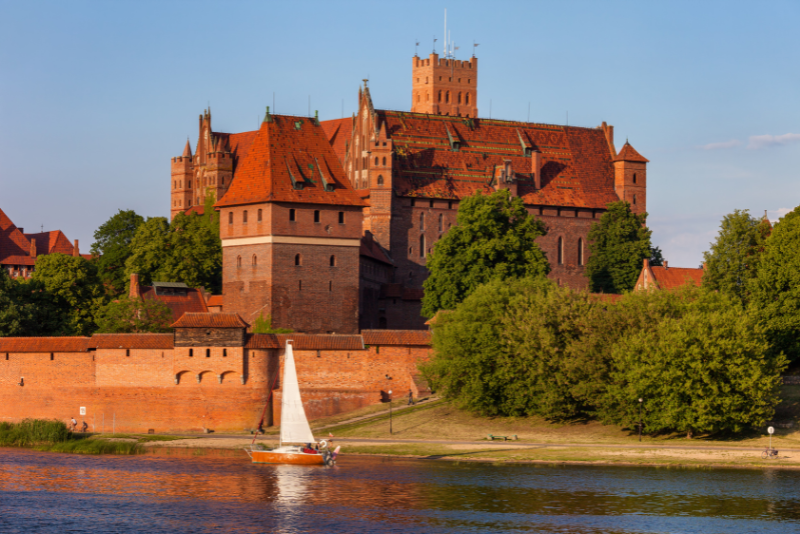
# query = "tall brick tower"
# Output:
<box><xmin>170</xmin><ymin>140</ymin><xmax>194</xmax><ymax>219</ymax></box>
<box><xmin>613</xmin><ymin>142</ymin><xmax>649</xmax><ymax>216</ymax></box>
<box><xmin>411</xmin><ymin>53</ymin><xmax>478</xmax><ymax>117</ymax></box>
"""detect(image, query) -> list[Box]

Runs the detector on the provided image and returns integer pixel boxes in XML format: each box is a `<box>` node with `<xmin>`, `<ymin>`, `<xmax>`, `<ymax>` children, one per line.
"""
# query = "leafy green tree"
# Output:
<box><xmin>30</xmin><ymin>254</ymin><xmax>106</xmax><ymax>336</ymax></box>
<box><xmin>124</xmin><ymin>217</ymin><xmax>170</xmax><ymax>286</ymax></box>
<box><xmin>585</xmin><ymin>201</ymin><xmax>654</xmax><ymax>294</ymax></box>
<box><xmin>600</xmin><ymin>290</ymin><xmax>785</xmax><ymax>437</ymax></box>
<box><xmin>702</xmin><ymin>209</ymin><xmax>767</xmax><ymax>304</ymax></box>
<box><xmin>90</xmin><ymin>209</ymin><xmax>145</xmax><ymax>296</ymax></box>
<box><xmin>252</xmin><ymin>313</ymin><xmax>293</xmax><ymax>334</ymax></box>
<box><xmin>421</xmin><ymin>190</ymin><xmax>549</xmax><ymax>317</ymax></box>
<box><xmin>95</xmin><ymin>296</ymin><xmax>173</xmax><ymax>333</ymax></box>
<box><xmin>0</xmin><ymin>269</ymin><xmax>32</xmax><ymax>336</ymax></box>
<box><xmin>649</xmin><ymin>245</ymin><xmax>664</xmax><ymax>267</ymax></box>
<box><xmin>749</xmin><ymin>207</ymin><xmax>800</xmax><ymax>363</ymax></box>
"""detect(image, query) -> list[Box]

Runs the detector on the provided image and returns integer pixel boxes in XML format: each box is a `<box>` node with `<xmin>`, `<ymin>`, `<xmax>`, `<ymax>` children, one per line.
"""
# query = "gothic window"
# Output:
<box><xmin>377</xmin><ymin>175</ymin><xmax>384</xmax><ymax>186</ymax></box>
<box><xmin>445</xmin><ymin>91</ymin><xmax>450</xmax><ymax>103</ymax></box>
<box><xmin>633</xmin><ymin>194</ymin><xmax>637</xmax><ymax>205</ymax></box>
<box><xmin>314</xmin><ymin>210</ymin><xmax>320</xmax><ymax>223</ymax></box>
<box><xmin>338</xmin><ymin>211</ymin><xmax>344</xmax><ymax>224</ymax></box>
<box><xmin>174</xmin><ymin>181</ymin><xmax>177</xmax><ymax>189</ymax></box>
<box><xmin>382</xmin><ymin>157</ymin><xmax>386</xmax><ymax>166</ymax></box>
<box><xmin>228</xmin><ymin>212</ymin><xmax>233</xmax><ymax>224</ymax></box>
<box><xmin>237</xmin><ymin>256</ymin><xmax>242</xmax><ymax>268</ymax></box>
<box><xmin>578</xmin><ymin>238</ymin><xmax>584</xmax><ymax>266</ymax></box>
<box><xmin>557</xmin><ymin>237</ymin><xmax>564</xmax><ymax>265</ymax></box>
<box><xmin>438</xmin><ymin>91</ymin><xmax>442</xmax><ymax>102</ymax></box>
<box><xmin>330</xmin><ymin>255</ymin><xmax>336</xmax><ymax>267</ymax></box>
<box><xmin>426</xmin><ymin>92</ymin><xmax>430</xmax><ymax>102</ymax></box>
<box><xmin>420</xmin><ymin>212</ymin><xmax>425</xmax><ymax>230</ymax></box>
<box><xmin>375</xmin><ymin>157</ymin><xmax>379</xmax><ymax>166</ymax></box>
<box><xmin>289</xmin><ymin>208</ymin><xmax>296</xmax><ymax>221</ymax></box>
<box><xmin>458</xmin><ymin>92</ymin><xmax>462</xmax><ymax>104</ymax></box>
<box><xmin>243</xmin><ymin>210</ymin><xmax>248</xmax><ymax>223</ymax></box>
<box><xmin>420</xmin><ymin>235</ymin><xmax>426</xmax><ymax>258</ymax></box>
<box><xmin>438</xmin><ymin>214</ymin><xmax>443</xmax><ymax>232</ymax></box>
<box><xmin>188</xmin><ymin>180</ymin><xmax>191</xmax><ymax>188</ymax></box>
<box><xmin>295</xmin><ymin>254</ymin><xmax>302</xmax><ymax>266</ymax></box>
<box><xmin>252</xmin><ymin>255</ymin><xmax>257</xmax><ymax>267</ymax></box>
<box><xmin>466</xmin><ymin>92</ymin><xmax>470</xmax><ymax>104</ymax></box>
<box><xmin>633</xmin><ymin>173</ymin><xmax>637</xmax><ymax>184</ymax></box>
<box><xmin>417</xmin><ymin>94</ymin><xmax>421</xmax><ymax>103</ymax></box>
<box><xmin>257</xmin><ymin>209</ymin><xmax>262</xmax><ymax>222</ymax></box>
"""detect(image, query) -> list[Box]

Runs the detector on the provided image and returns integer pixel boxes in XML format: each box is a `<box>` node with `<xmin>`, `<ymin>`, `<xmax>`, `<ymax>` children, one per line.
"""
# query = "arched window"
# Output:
<box><xmin>377</xmin><ymin>175</ymin><xmax>384</xmax><ymax>186</ymax></box>
<box><xmin>426</xmin><ymin>92</ymin><xmax>430</xmax><ymax>102</ymax></box>
<box><xmin>445</xmin><ymin>91</ymin><xmax>450</xmax><ymax>103</ymax></box>
<box><xmin>382</xmin><ymin>157</ymin><xmax>386</xmax><ymax>166</ymax></box>
<box><xmin>257</xmin><ymin>209</ymin><xmax>262</xmax><ymax>222</ymax></box>
<box><xmin>438</xmin><ymin>214</ymin><xmax>443</xmax><ymax>232</ymax></box>
<box><xmin>252</xmin><ymin>255</ymin><xmax>257</xmax><ymax>267</ymax></box>
<box><xmin>330</xmin><ymin>255</ymin><xmax>336</xmax><ymax>267</ymax></box>
<box><xmin>438</xmin><ymin>90</ymin><xmax>442</xmax><ymax>102</ymax></box>
<box><xmin>458</xmin><ymin>92</ymin><xmax>462</xmax><ymax>104</ymax></box>
<box><xmin>295</xmin><ymin>254</ymin><xmax>301</xmax><ymax>266</ymax></box>
<box><xmin>417</xmin><ymin>94</ymin><xmax>420</xmax><ymax>103</ymax></box>
<box><xmin>236</xmin><ymin>256</ymin><xmax>242</xmax><ymax>268</ymax></box>
<box><xmin>557</xmin><ymin>237</ymin><xmax>564</xmax><ymax>265</ymax></box>
<box><xmin>577</xmin><ymin>238</ymin><xmax>584</xmax><ymax>266</ymax></box>
<box><xmin>243</xmin><ymin>210</ymin><xmax>248</xmax><ymax>223</ymax></box>
<box><xmin>420</xmin><ymin>212</ymin><xmax>425</xmax><ymax>230</ymax></box>
<box><xmin>420</xmin><ymin>235</ymin><xmax>426</xmax><ymax>258</ymax></box>
<box><xmin>633</xmin><ymin>173</ymin><xmax>637</xmax><ymax>184</ymax></box>
<box><xmin>174</xmin><ymin>180</ymin><xmax>177</xmax><ymax>189</ymax></box>
<box><xmin>408</xmin><ymin>246</ymin><xmax>413</xmax><ymax>256</ymax></box>
<box><xmin>466</xmin><ymin>93</ymin><xmax>471</xmax><ymax>104</ymax></box>
<box><xmin>329</xmin><ymin>281</ymin><xmax>332</xmax><ymax>292</ymax></box>
<box><xmin>375</xmin><ymin>157</ymin><xmax>379</xmax><ymax>166</ymax></box>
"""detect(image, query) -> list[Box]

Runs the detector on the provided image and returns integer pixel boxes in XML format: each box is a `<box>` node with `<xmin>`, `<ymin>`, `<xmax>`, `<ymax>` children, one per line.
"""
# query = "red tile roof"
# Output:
<box><xmin>376</xmin><ymin>112</ymin><xmax>623</xmax><ymax>209</ymax></box>
<box><xmin>140</xmin><ymin>286</ymin><xmax>208</xmax><ymax>322</ymax></box>
<box><xmin>362</xmin><ymin>330</ymin><xmax>431</xmax><ymax>346</ymax></box>
<box><xmin>215</xmin><ymin>115</ymin><xmax>367</xmax><ymax>208</ymax></box>
<box><xmin>24</xmin><ymin>230</ymin><xmax>74</xmax><ymax>255</ymax></box>
<box><xmin>651</xmin><ymin>266</ymin><xmax>703</xmax><ymax>290</ymax></box>
<box><xmin>0</xmin><ymin>337</ymin><xmax>92</xmax><ymax>353</ymax></box>
<box><xmin>0</xmin><ymin>207</ymin><xmax>32</xmax><ymax>262</ymax></box>
<box><xmin>320</xmin><ymin>117</ymin><xmax>353</xmax><ymax>163</ymax></box>
<box><xmin>91</xmin><ymin>334</ymin><xmax>174</xmax><ymax>349</ymax></box>
<box><xmin>615</xmin><ymin>142</ymin><xmax>649</xmax><ymax>163</ymax></box>
<box><xmin>205</xmin><ymin>295</ymin><xmax>223</xmax><ymax>307</ymax></box>
<box><xmin>360</xmin><ymin>233</ymin><xmax>393</xmax><ymax>265</ymax></box>
<box><xmin>171</xmin><ymin>312</ymin><xmax>249</xmax><ymax>328</ymax></box>
<box><xmin>245</xmin><ymin>334</ymin><xmax>365</xmax><ymax>350</ymax></box>
<box><xmin>0</xmin><ymin>255</ymin><xmax>36</xmax><ymax>266</ymax></box>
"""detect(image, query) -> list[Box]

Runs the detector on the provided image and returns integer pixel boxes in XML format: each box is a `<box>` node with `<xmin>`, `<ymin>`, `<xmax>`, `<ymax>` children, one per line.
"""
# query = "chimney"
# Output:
<box><xmin>643</xmin><ymin>258</ymin><xmax>649</xmax><ymax>268</ymax></box>
<box><xmin>73</xmin><ymin>239</ymin><xmax>79</xmax><ymax>257</ymax></box>
<box><xmin>129</xmin><ymin>273</ymin><xmax>141</xmax><ymax>299</ymax></box>
<box><xmin>30</xmin><ymin>239</ymin><xmax>37</xmax><ymax>258</ymax></box>
<box><xmin>532</xmin><ymin>150</ymin><xmax>542</xmax><ymax>189</ymax></box>
<box><xmin>664</xmin><ymin>260</ymin><xmax>668</xmax><ymax>270</ymax></box>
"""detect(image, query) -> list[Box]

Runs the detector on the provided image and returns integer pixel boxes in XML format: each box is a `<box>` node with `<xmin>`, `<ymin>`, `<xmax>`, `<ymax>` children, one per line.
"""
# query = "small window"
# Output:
<box><xmin>458</xmin><ymin>92</ymin><xmax>462</xmax><ymax>104</ymax></box>
<box><xmin>329</xmin><ymin>281</ymin><xmax>332</xmax><ymax>292</ymax></box>
<box><xmin>408</xmin><ymin>247</ymin><xmax>413</xmax><ymax>256</ymax></box>
<box><xmin>237</xmin><ymin>256</ymin><xmax>242</xmax><ymax>268</ymax></box>
<box><xmin>252</xmin><ymin>255</ymin><xmax>257</xmax><ymax>267</ymax></box>
<box><xmin>557</xmin><ymin>237</ymin><xmax>564</xmax><ymax>265</ymax></box>
<box><xmin>633</xmin><ymin>173</ymin><xmax>637</xmax><ymax>184</ymax></box>
<box><xmin>289</xmin><ymin>208</ymin><xmax>296</xmax><ymax>221</ymax></box>
<box><xmin>411</xmin><ymin>198</ymin><xmax>416</xmax><ymax>207</ymax></box>
<box><xmin>206</xmin><ymin>349</ymin><xmax>211</xmax><ymax>358</ymax></box>
<box><xmin>330</xmin><ymin>255</ymin><xmax>336</xmax><ymax>267</ymax></box>
<box><xmin>228</xmin><ymin>212</ymin><xmax>233</xmax><ymax>224</ymax></box>
<box><xmin>420</xmin><ymin>212</ymin><xmax>425</xmax><ymax>230</ymax></box>
<box><xmin>314</xmin><ymin>210</ymin><xmax>320</xmax><ymax>223</ymax></box>
<box><xmin>375</xmin><ymin>157</ymin><xmax>379</xmax><ymax>166</ymax></box>
<box><xmin>223</xmin><ymin>349</ymin><xmax>227</xmax><ymax>357</ymax></box>
<box><xmin>243</xmin><ymin>210</ymin><xmax>248</xmax><ymax>223</ymax></box>
<box><xmin>578</xmin><ymin>238</ymin><xmax>584</xmax><ymax>266</ymax></box>
<box><xmin>377</xmin><ymin>175</ymin><xmax>384</xmax><ymax>186</ymax></box>
<box><xmin>438</xmin><ymin>91</ymin><xmax>442</xmax><ymax>102</ymax></box>
<box><xmin>257</xmin><ymin>209</ymin><xmax>262</xmax><ymax>222</ymax></box>
<box><xmin>50</xmin><ymin>353</ymin><xmax>54</xmax><ymax>361</ymax></box>
<box><xmin>633</xmin><ymin>194</ymin><xmax>637</xmax><ymax>205</ymax></box>
<box><xmin>466</xmin><ymin>92</ymin><xmax>470</xmax><ymax>104</ymax></box>
<box><xmin>438</xmin><ymin>214</ymin><xmax>443</xmax><ymax>232</ymax></box>
<box><xmin>295</xmin><ymin>254</ymin><xmax>301</xmax><ymax>266</ymax></box>
<box><xmin>189</xmin><ymin>349</ymin><xmax>194</xmax><ymax>357</ymax></box>
<box><xmin>448</xmin><ymin>201</ymin><xmax>454</xmax><ymax>209</ymax></box>
<box><xmin>298</xmin><ymin>280</ymin><xmax>302</xmax><ymax>290</ymax></box>
<box><xmin>382</xmin><ymin>157</ymin><xmax>386</xmax><ymax>166</ymax></box>
<box><xmin>429</xmin><ymin>200</ymin><xmax>434</xmax><ymax>208</ymax></box>
<box><xmin>445</xmin><ymin>91</ymin><xmax>450</xmax><ymax>103</ymax></box>
<box><xmin>188</xmin><ymin>180</ymin><xmax>191</xmax><ymax>188</ymax></box>
<box><xmin>420</xmin><ymin>235</ymin><xmax>426</xmax><ymax>258</ymax></box>
<box><xmin>126</xmin><ymin>349</ymin><xmax>130</xmax><ymax>357</ymax></box>
<box><xmin>338</xmin><ymin>212</ymin><xmax>344</xmax><ymax>224</ymax></box>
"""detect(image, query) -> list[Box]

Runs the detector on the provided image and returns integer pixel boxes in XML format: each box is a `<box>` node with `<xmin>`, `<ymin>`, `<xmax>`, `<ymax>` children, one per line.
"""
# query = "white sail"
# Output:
<box><xmin>279</xmin><ymin>342</ymin><xmax>315</xmax><ymax>445</ymax></box>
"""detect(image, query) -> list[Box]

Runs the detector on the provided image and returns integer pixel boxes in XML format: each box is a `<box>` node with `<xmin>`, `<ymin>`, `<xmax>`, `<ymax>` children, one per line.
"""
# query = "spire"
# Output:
<box><xmin>182</xmin><ymin>139</ymin><xmax>193</xmax><ymax>157</ymax></box>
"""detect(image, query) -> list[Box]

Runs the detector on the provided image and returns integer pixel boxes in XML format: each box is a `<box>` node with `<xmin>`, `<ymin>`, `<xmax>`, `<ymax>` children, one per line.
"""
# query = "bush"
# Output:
<box><xmin>0</xmin><ymin>419</ymin><xmax>70</xmax><ymax>446</ymax></box>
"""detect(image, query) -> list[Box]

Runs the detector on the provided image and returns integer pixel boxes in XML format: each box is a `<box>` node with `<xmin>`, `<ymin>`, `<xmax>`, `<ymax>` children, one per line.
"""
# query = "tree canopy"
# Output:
<box><xmin>585</xmin><ymin>201</ymin><xmax>654</xmax><ymax>294</ymax></box>
<box><xmin>91</xmin><ymin>209</ymin><xmax>145</xmax><ymax>296</ymax></box>
<box><xmin>421</xmin><ymin>190</ymin><xmax>549</xmax><ymax>318</ymax></box>
<box><xmin>702</xmin><ymin>209</ymin><xmax>770</xmax><ymax>305</ymax></box>
<box><xmin>95</xmin><ymin>296</ymin><xmax>173</xmax><ymax>333</ymax></box>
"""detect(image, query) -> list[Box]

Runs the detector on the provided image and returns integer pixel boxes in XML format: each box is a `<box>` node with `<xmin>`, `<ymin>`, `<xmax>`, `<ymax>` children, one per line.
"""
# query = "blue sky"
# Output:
<box><xmin>1</xmin><ymin>0</ymin><xmax>798</xmax><ymax>266</ymax></box>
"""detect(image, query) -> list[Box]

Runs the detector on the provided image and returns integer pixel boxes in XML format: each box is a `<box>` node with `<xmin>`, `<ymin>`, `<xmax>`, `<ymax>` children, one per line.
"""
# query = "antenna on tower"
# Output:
<box><xmin>473</xmin><ymin>41</ymin><xmax>479</xmax><ymax>57</ymax></box>
<box><xmin>433</xmin><ymin>35</ymin><xmax>437</xmax><ymax>54</ymax></box>
<box><xmin>415</xmin><ymin>39</ymin><xmax>419</xmax><ymax>57</ymax></box>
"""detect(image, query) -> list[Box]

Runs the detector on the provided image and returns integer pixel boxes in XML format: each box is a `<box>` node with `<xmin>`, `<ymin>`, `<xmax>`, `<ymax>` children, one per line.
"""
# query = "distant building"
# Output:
<box><xmin>635</xmin><ymin>259</ymin><xmax>704</xmax><ymax>291</ymax></box>
<box><xmin>0</xmin><ymin>207</ymin><xmax>87</xmax><ymax>279</ymax></box>
<box><xmin>128</xmin><ymin>273</ymin><xmax>208</xmax><ymax>322</ymax></box>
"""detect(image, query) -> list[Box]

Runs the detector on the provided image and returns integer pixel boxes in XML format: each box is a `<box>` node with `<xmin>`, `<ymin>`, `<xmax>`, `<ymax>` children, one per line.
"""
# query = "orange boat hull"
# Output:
<box><xmin>251</xmin><ymin>450</ymin><xmax>326</xmax><ymax>465</ymax></box>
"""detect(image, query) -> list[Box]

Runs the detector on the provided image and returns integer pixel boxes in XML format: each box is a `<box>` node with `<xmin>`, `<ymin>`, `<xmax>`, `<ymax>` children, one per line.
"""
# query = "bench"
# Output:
<box><xmin>487</xmin><ymin>434</ymin><xmax>518</xmax><ymax>441</ymax></box>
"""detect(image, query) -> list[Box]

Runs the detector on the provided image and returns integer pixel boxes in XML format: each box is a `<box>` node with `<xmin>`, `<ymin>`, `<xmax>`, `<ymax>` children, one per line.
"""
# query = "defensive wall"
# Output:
<box><xmin>0</xmin><ymin>325</ymin><xmax>432</xmax><ymax>434</ymax></box>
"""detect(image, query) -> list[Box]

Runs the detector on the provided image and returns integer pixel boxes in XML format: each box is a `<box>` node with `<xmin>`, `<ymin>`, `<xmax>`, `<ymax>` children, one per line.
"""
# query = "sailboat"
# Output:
<box><xmin>246</xmin><ymin>340</ymin><xmax>339</xmax><ymax>466</ymax></box>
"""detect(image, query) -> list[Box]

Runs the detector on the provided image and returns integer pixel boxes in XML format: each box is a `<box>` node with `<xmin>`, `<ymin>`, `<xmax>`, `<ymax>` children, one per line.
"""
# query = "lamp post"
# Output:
<box><xmin>385</xmin><ymin>374</ymin><xmax>393</xmax><ymax>435</ymax></box>
<box><xmin>638</xmin><ymin>398</ymin><xmax>643</xmax><ymax>442</ymax></box>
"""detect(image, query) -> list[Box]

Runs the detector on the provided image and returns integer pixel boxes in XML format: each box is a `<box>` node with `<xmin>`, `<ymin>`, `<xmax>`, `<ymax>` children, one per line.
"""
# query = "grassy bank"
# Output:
<box><xmin>0</xmin><ymin>419</ymin><xmax>149</xmax><ymax>455</ymax></box>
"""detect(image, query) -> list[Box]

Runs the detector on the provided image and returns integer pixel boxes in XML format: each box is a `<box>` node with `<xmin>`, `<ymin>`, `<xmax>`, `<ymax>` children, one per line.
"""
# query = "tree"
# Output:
<box><xmin>91</xmin><ymin>209</ymin><xmax>145</xmax><ymax>296</ymax></box>
<box><xmin>421</xmin><ymin>190</ymin><xmax>549</xmax><ymax>317</ymax></box>
<box><xmin>599</xmin><ymin>291</ymin><xmax>785</xmax><ymax>437</ymax></box>
<box><xmin>252</xmin><ymin>313</ymin><xmax>293</xmax><ymax>334</ymax></box>
<box><xmin>124</xmin><ymin>217</ymin><xmax>170</xmax><ymax>286</ymax></box>
<box><xmin>702</xmin><ymin>209</ymin><xmax>767</xmax><ymax>305</ymax></box>
<box><xmin>95</xmin><ymin>296</ymin><xmax>173</xmax><ymax>333</ymax></box>
<box><xmin>585</xmin><ymin>201</ymin><xmax>653</xmax><ymax>294</ymax></box>
<box><xmin>30</xmin><ymin>254</ymin><xmax>106</xmax><ymax>336</ymax></box>
<box><xmin>0</xmin><ymin>269</ymin><xmax>32</xmax><ymax>336</ymax></box>
<box><xmin>749</xmin><ymin>206</ymin><xmax>800</xmax><ymax>363</ymax></box>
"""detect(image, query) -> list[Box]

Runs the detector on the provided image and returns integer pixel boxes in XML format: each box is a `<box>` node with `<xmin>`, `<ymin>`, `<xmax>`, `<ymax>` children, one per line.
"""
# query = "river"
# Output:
<box><xmin>0</xmin><ymin>448</ymin><xmax>798</xmax><ymax>533</ymax></box>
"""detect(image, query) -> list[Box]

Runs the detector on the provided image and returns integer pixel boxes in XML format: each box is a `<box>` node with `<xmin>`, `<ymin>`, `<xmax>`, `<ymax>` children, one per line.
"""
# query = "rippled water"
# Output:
<box><xmin>1</xmin><ymin>448</ymin><xmax>799</xmax><ymax>533</ymax></box>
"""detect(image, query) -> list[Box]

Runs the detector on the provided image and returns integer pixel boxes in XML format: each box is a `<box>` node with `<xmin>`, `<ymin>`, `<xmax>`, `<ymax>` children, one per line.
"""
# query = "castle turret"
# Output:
<box><xmin>613</xmin><ymin>141</ymin><xmax>648</xmax><ymax>216</ymax></box>
<box><xmin>171</xmin><ymin>139</ymin><xmax>195</xmax><ymax>219</ymax></box>
<box><xmin>411</xmin><ymin>53</ymin><xmax>478</xmax><ymax>118</ymax></box>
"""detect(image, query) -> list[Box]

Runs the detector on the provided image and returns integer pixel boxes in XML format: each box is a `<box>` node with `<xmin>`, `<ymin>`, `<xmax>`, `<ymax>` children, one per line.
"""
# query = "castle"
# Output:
<box><xmin>170</xmin><ymin>51</ymin><xmax>649</xmax><ymax>334</ymax></box>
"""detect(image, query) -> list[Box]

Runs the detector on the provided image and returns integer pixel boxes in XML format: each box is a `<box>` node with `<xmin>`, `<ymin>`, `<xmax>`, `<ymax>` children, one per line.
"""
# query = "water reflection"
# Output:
<box><xmin>0</xmin><ymin>448</ymin><xmax>798</xmax><ymax>533</ymax></box>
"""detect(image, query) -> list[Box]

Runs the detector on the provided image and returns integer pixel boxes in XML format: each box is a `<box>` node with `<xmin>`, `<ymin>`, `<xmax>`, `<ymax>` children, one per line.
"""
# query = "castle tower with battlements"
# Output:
<box><xmin>411</xmin><ymin>53</ymin><xmax>478</xmax><ymax>117</ymax></box>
